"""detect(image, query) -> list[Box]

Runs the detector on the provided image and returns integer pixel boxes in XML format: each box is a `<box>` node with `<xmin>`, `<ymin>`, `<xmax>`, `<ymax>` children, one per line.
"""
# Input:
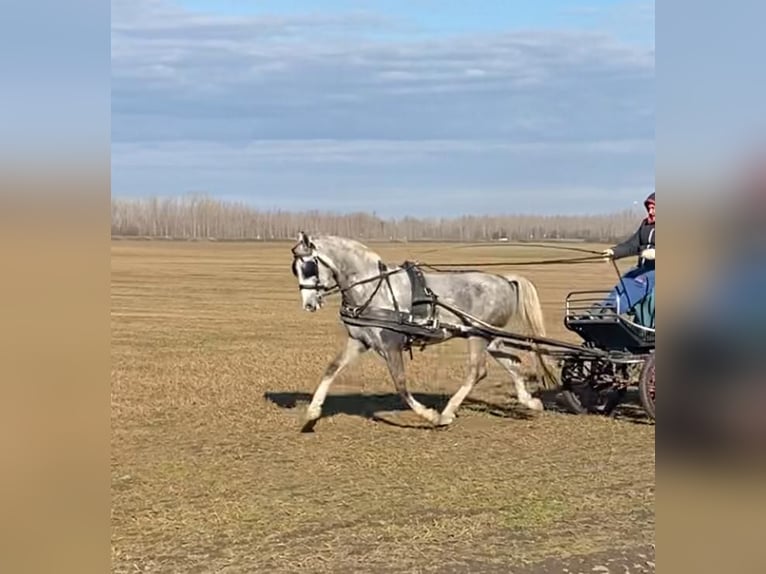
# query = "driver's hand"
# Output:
<box><xmin>641</xmin><ymin>248</ymin><xmax>655</xmax><ymax>260</ymax></box>
<box><xmin>601</xmin><ymin>248</ymin><xmax>614</xmax><ymax>260</ymax></box>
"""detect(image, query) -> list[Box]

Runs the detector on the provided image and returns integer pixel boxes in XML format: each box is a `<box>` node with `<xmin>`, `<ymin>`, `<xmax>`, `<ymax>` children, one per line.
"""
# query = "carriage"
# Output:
<box><xmin>558</xmin><ymin>289</ymin><xmax>655</xmax><ymax>419</ymax></box>
<box><xmin>291</xmin><ymin>232</ymin><xmax>655</xmax><ymax>431</ymax></box>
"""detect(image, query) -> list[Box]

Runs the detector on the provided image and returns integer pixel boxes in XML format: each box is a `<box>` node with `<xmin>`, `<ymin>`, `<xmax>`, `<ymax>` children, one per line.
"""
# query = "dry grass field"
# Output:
<box><xmin>111</xmin><ymin>240</ymin><xmax>655</xmax><ymax>573</ymax></box>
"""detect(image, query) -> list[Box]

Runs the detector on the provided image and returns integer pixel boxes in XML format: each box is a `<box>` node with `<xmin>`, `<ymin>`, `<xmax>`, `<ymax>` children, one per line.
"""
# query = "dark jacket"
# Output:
<box><xmin>612</xmin><ymin>217</ymin><xmax>655</xmax><ymax>269</ymax></box>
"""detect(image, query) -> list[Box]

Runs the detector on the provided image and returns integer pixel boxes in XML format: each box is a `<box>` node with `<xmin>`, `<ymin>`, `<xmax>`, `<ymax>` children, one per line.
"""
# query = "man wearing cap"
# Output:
<box><xmin>601</xmin><ymin>192</ymin><xmax>656</xmax><ymax>319</ymax></box>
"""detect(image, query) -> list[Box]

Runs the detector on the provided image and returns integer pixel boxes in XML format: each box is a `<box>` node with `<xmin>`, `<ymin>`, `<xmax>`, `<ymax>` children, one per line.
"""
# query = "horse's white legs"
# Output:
<box><xmin>487</xmin><ymin>340</ymin><xmax>544</xmax><ymax>411</ymax></box>
<box><xmin>384</xmin><ymin>348</ymin><xmax>441</xmax><ymax>425</ymax></box>
<box><xmin>437</xmin><ymin>337</ymin><xmax>488</xmax><ymax>426</ymax></box>
<box><xmin>301</xmin><ymin>337</ymin><xmax>367</xmax><ymax>432</ymax></box>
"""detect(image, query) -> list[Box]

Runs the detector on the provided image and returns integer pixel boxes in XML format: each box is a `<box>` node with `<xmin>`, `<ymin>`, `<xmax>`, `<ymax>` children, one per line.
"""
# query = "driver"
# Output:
<box><xmin>601</xmin><ymin>192</ymin><xmax>655</xmax><ymax>315</ymax></box>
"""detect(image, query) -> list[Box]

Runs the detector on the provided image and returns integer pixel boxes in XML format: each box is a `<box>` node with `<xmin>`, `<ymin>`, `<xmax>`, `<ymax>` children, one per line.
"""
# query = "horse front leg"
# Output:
<box><xmin>437</xmin><ymin>336</ymin><xmax>489</xmax><ymax>426</ymax></box>
<box><xmin>301</xmin><ymin>336</ymin><xmax>368</xmax><ymax>433</ymax></box>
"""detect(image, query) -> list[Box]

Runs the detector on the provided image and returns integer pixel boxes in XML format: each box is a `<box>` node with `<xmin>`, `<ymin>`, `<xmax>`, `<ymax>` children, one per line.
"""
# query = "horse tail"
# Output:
<box><xmin>504</xmin><ymin>274</ymin><xmax>558</xmax><ymax>390</ymax></box>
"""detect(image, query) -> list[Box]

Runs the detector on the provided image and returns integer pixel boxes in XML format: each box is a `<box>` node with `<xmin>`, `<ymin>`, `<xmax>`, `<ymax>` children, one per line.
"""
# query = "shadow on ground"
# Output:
<box><xmin>264</xmin><ymin>390</ymin><xmax>538</xmax><ymax>425</ymax></box>
<box><xmin>538</xmin><ymin>388</ymin><xmax>655</xmax><ymax>425</ymax></box>
<box><xmin>264</xmin><ymin>387</ymin><xmax>654</xmax><ymax>427</ymax></box>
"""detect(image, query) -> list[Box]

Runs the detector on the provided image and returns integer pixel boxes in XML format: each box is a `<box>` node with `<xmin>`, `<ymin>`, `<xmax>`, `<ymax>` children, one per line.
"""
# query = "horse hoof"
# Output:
<box><xmin>436</xmin><ymin>413</ymin><xmax>455</xmax><ymax>427</ymax></box>
<box><xmin>528</xmin><ymin>398</ymin><xmax>544</xmax><ymax>411</ymax></box>
<box><xmin>300</xmin><ymin>418</ymin><xmax>318</xmax><ymax>433</ymax></box>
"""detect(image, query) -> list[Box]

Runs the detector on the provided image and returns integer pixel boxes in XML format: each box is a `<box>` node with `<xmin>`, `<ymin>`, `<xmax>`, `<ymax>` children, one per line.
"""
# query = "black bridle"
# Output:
<box><xmin>290</xmin><ymin>246</ymin><xmax>407</xmax><ymax>314</ymax></box>
<box><xmin>291</xmin><ymin>251</ymin><xmax>339</xmax><ymax>293</ymax></box>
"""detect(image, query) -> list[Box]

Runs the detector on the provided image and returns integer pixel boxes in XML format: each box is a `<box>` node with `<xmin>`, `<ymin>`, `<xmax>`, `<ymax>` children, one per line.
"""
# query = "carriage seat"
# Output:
<box><xmin>630</xmin><ymin>288</ymin><xmax>655</xmax><ymax>330</ymax></box>
<box><xmin>564</xmin><ymin>290</ymin><xmax>654</xmax><ymax>352</ymax></box>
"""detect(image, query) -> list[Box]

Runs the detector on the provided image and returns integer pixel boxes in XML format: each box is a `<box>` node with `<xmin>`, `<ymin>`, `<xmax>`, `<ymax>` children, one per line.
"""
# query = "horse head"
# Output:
<box><xmin>290</xmin><ymin>231</ymin><xmax>339</xmax><ymax>312</ymax></box>
<box><xmin>290</xmin><ymin>232</ymin><xmax>386</xmax><ymax>312</ymax></box>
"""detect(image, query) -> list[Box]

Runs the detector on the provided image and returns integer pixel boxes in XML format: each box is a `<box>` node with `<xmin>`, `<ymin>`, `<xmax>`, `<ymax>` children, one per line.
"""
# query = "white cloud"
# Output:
<box><xmin>112</xmin><ymin>138</ymin><xmax>654</xmax><ymax>168</ymax></box>
<box><xmin>111</xmin><ymin>0</ymin><xmax>654</xmax><ymax>214</ymax></box>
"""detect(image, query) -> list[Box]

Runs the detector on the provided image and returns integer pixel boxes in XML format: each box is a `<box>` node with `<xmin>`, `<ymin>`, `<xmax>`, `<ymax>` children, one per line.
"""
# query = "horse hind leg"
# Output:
<box><xmin>437</xmin><ymin>336</ymin><xmax>489</xmax><ymax>426</ymax></box>
<box><xmin>487</xmin><ymin>339</ymin><xmax>544</xmax><ymax>411</ymax></box>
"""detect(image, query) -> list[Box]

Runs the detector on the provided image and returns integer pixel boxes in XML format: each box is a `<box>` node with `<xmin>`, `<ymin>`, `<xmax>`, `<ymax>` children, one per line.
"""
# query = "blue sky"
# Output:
<box><xmin>111</xmin><ymin>0</ymin><xmax>655</xmax><ymax>217</ymax></box>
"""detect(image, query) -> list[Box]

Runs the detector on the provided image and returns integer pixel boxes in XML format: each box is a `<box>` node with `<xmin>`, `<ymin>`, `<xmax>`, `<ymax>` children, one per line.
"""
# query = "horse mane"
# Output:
<box><xmin>311</xmin><ymin>235</ymin><xmax>384</xmax><ymax>270</ymax></box>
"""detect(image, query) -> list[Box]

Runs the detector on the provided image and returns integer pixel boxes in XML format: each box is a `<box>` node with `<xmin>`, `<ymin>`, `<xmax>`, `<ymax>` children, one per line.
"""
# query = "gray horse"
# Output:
<box><xmin>290</xmin><ymin>231</ymin><xmax>556</xmax><ymax>431</ymax></box>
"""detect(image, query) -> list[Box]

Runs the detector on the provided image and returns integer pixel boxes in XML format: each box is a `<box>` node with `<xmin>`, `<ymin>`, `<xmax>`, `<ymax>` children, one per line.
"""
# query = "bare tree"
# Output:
<box><xmin>111</xmin><ymin>193</ymin><xmax>639</xmax><ymax>242</ymax></box>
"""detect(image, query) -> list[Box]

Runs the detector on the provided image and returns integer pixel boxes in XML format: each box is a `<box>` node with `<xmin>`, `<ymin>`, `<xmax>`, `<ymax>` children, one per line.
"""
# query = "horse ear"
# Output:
<box><xmin>298</xmin><ymin>231</ymin><xmax>310</xmax><ymax>247</ymax></box>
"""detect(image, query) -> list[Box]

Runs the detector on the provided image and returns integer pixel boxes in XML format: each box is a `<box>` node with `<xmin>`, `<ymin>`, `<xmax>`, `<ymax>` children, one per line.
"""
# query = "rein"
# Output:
<box><xmin>418</xmin><ymin>242</ymin><xmax>602</xmax><ymax>256</ymax></box>
<box><xmin>292</xmin><ymin>244</ymin><xmax>606</xmax><ymax>314</ymax></box>
<box><xmin>418</xmin><ymin>253</ymin><xmax>605</xmax><ymax>270</ymax></box>
<box><xmin>414</xmin><ymin>241</ymin><xmax>606</xmax><ymax>269</ymax></box>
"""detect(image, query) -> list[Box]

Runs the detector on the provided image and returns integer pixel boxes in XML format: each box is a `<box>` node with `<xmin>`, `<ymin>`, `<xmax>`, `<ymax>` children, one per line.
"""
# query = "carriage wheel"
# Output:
<box><xmin>559</xmin><ymin>358</ymin><xmax>621</xmax><ymax>415</ymax></box>
<box><xmin>638</xmin><ymin>353</ymin><xmax>655</xmax><ymax>420</ymax></box>
<box><xmin>559</xmin><ymin>358</ymin><xmax>591</xmax><ymax>414</ymax></box>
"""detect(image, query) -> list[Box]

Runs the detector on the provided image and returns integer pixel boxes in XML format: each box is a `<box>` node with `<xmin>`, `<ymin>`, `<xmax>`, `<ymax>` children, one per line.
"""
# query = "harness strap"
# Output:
<box><xmin>403</xmin><ymin>261</ymin><xmax>437</xmax><ymax>323</ymax></box>
<box><xmin>379</xmin><ymin>261</ymin><xmax>403</xmax><ymax>319</ymax></box>
<box><xmin>354</xmin><ymin>261</ymin><xmax>390</xmax><ymax>317</ymax></box>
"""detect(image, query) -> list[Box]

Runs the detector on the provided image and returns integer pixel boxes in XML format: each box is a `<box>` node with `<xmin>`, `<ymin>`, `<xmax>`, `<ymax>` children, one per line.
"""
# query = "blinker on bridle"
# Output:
<box><xmin>292</xmin><ymin>257</ymin><xmax>318</xmax><ymax>279</ymax></box>
<box><xmin>291</xmin><ymin>246</ymin><xmax>338</xmax><ymax>293</ymax></box>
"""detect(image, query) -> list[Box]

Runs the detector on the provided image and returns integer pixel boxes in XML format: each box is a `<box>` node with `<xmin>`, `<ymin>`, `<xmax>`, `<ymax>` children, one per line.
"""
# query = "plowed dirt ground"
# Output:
<box><xmin>111</xmin><ymin>240</ymin><xmax>654</xmax><ymax>573</ymax></box>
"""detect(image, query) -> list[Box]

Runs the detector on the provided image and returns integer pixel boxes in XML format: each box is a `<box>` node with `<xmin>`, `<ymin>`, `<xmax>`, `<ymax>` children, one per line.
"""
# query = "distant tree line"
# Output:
<box><xmin>111</xmin><ymin>194</ymin><xmax>640</xmax><ymax>243</ymax></box>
